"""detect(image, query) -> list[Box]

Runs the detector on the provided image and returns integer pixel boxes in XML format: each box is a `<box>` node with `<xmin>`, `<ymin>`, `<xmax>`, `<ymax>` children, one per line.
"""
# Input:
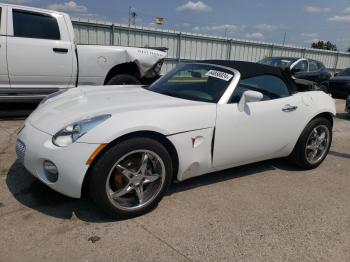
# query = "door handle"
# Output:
<box><xmin>53</xmin><ymin>48</ymin><xmax>68</xmax><ymax>53</ymax></box>
<box><xmin>282</xmin><ymin>104</ymin><xmax>298</xmax><ymax>112</ymax></box>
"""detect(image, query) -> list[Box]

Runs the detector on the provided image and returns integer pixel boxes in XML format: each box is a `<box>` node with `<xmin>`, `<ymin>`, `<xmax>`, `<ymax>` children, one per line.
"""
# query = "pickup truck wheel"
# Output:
<box><xmin>88</xmin><ymin>137</ymin><xmax>173</xmax><ymax>218</ymax></box>
<box><xmin>106</xmin><ymin>74</ymin><xmax>141</xmax><ymax>85</ymax></box>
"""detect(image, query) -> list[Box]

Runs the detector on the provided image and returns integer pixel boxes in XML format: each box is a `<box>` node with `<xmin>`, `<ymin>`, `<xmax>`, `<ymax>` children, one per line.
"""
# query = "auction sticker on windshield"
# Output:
<box><xmin>205</xmin><ymin>70</ymin><xmax>233</xmax><ymax>81</ymax></box>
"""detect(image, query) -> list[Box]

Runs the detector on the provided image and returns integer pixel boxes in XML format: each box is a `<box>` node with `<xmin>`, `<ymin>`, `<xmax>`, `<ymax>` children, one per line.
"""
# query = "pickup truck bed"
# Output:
<box><xmin>0</xmin><ymin>3</ymin><xmax>166</xmax><ymax>102</ymax></box>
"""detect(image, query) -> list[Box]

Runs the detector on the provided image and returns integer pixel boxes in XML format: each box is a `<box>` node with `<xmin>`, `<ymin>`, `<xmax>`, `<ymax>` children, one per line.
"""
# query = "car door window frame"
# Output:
<box><xmin>11</xmin><ymin>9</ymin><xmax>61</xmax><ymax>40</ymax></box>
<box><xmin>293</xmin><ymin>60</ymin><xmax>308</xmax><ymax>73</ymax></box>
<box><xmin>229</xmin><ymin>74</ymin><xmax>291</xmax><ymax>103</ymax></box>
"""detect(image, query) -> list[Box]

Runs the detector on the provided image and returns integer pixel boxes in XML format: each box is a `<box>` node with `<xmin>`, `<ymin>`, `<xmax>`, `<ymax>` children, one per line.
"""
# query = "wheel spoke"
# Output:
<box><xmin>318</xmin><ymin>144</ymin><xmax>326</xmax><ymax>151</ymax></box>
<box><xmin>309</xmin><ymin>149</ymin><xmax>318</xmax><ymax>160</ymax></box>
<box><xmin>318</xmin><ymin>132</ymin><xmax>326</xmax><ymax>142</ymax></box>
<box><xmin>135</xmin><ymin>185</ymin><xmax>145</xmax><ymax>204</ymax></box>
<box><xmin>138</xmin><ymin>153</ymin><xmax>149</xmax><ymax>175</ymax></box>
<box><xmin>116</xmin><ymin>164</ymin><xmax>134</xmax><ymax>179</ymax></box>
<box><xmin>144</xmin><ymin>173</ymin><xmax>161</xmax><ymax>184</ymax></box>
<box><xmin>111</xmin><ymin>185</ymin><xmax>132</xmax><ymax>199</ymax></box>
<box><xmin>306</xmin><ymin>144</ymin><xmax>317</xmax><ymax>151</ymax></box>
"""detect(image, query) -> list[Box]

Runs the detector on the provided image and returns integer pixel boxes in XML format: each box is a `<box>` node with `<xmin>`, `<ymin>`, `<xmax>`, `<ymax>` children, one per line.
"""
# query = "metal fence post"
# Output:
<box><xmin>226</xmin><ymin>39</ymin><xmax>232</xmax><ymax>60</ymax></box>
<box><xmin>302</xmin><ymin>48</ymin><xmax>306</xmax><ymax>58</ymax></box>
<box><xmin>127</xmin><ymin>26</ymin><xmax>130</xmax><ymax>46</ymax></box>
<box><xmin>110</xmin><ymin>24</ymin><xmax>115</xmax><ymax>46</ymax></box>
<box><xmin>177</xmin><ymin>33</ymin><xmax>182</xmax><ymax>63</ymax></box>
<box><xmin>333</xmin><ymin>52</ymin><xmax>340</xmax><ymax>74</ymax></box>
<box><xmin>270</xmin><ymin>44</ymin><xmax>274</xmax><ymax>57</ymax></box>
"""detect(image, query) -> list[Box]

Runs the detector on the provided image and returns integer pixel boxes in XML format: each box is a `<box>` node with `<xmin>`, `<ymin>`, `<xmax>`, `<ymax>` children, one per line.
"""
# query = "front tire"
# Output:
<box><xmin>106</xmin><ymin>74</ymin><xmax>141</xmax><ymax>85</ymax></box>
<box><xmin>289</xmin><ymin>117</ymin><xmax>332</xmax><ymax>169</ymax></box>
<box><xmin>89</xmin><ymin>137</ymin><xmax>173</xmax><ymax>218</ymax></box>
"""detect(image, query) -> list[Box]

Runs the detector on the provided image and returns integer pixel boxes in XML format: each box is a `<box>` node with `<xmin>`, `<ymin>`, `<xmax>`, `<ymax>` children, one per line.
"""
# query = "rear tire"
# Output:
<box><xmin>106</xmin><ymin>74</ymin><xmax>141</xmax><ymax>85</ymax></box>
<box><xmin>289</xmin><ymin>117</ymin><xmax>332</xmax><ymax>169</ymax></box>
<box><xmin>89</xmin><ymin>137</ymin><xmax>173</xmax><ymax>218</ymax></box>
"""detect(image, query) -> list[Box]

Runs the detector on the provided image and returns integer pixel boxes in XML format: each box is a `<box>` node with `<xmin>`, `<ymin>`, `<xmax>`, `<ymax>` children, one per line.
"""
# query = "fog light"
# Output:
<box><xmin>43</xmin><ymin>160</ymin><xmax>58</xmax><ymax>183</ymax></box>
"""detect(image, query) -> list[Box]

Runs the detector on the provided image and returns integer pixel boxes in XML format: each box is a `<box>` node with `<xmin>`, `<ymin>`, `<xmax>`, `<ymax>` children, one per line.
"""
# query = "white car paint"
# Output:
<box><xmin>17</xmin><ymin>64</ymin><xmax>336</xmax><ymax>199</ymax></box>
<box><xmin>0</xmin><ymin>3</ymin><xmax>166</xmax><ymax>92</ymax></box>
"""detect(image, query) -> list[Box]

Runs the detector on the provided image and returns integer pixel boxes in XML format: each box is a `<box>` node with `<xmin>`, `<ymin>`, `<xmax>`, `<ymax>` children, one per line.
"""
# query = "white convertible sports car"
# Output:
<box><xmin>16</xmin><ymin>61</ymin><xmax>336</xmax><ymax>217</ymax></box>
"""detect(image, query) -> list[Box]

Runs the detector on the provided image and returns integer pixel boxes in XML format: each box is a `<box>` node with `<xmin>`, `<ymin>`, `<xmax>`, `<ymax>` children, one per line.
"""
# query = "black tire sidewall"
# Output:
<box><xmin>106</xmin><ymin>74</ymin><xmax>141</xmax><ymax>85</ymax></box>
<box><xmin>89</xmin><ymin>137</ymin><xmax>173</xmax><ymax>218</ymax></box>
<box><xmin>292</xmin><ymin>117</ymin><xmax>332</xmax><ymax>169</ymax></box>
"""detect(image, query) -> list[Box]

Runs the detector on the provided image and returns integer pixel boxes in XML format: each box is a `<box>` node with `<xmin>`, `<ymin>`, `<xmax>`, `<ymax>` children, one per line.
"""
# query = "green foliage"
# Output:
<box><xmin>311</xmin><ymin>41</ymin><xmax>337</xmax><ymax>51</ymax></box>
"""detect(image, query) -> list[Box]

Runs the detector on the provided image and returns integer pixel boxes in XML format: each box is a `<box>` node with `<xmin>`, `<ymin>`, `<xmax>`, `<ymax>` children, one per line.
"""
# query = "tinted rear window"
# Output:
<box><xmin>13</xmin><ymin>9</ymin><xmax>60</xmax><ymax>40</ymax></box>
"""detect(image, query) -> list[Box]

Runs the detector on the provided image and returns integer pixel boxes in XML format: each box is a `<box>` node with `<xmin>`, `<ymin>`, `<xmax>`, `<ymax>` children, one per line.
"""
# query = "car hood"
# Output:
<box><xmin>28</xmin><ymin>86</ymin><xmax>216</xmax><ymax>136</ymax></box>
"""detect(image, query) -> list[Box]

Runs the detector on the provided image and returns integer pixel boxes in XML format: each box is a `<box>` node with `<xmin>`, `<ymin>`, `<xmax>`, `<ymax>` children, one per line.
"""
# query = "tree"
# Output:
<box><xmin>311</xmin><ymin>40</ymin><xmax>337</xmax><ymax>51</ymax></box>
<box><xmin>347</xmin><ymin>47</ymin><xmax>350</xmax><ymax>53</ymax></box>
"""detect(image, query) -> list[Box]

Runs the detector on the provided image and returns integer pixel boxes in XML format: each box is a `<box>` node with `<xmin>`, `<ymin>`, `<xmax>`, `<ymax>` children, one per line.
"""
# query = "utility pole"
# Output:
<box><xmin>282</xmin><ymin>32</ymin><xmax>287</xmax><ymax>46</ymax></box>
<box><xmin>128</xmin><ymin>6</ymin><xmax>131</xmax><ymax>27</ymax></box>
<box><xmin>127</xmin><ymin>6</ymin><xmax>131</xmax><ymax>46</ymax></box>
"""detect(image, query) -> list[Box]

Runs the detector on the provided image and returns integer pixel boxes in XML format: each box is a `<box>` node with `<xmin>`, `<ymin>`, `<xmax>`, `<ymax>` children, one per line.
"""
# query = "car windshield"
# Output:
<box><xmin>146</xmin><ymin>63</ymin><xmax>234</xmax><ymax>103</ymax></box>
<box><xmin>337</xmin><ymin>68</ymin><xmax>350</xmax><ymax>76</ymax></box>
<box><xmin>260</xmin><ymin>57</ymin><xmax>297</xmax><ymax>68</ymax></box>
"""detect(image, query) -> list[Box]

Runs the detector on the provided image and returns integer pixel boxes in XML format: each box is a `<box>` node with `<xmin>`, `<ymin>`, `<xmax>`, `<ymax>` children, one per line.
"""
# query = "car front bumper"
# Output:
<box><xmin>16</xmin><ymin>123</ymin><xmax>101</xmax><ymax>198</ymax></box>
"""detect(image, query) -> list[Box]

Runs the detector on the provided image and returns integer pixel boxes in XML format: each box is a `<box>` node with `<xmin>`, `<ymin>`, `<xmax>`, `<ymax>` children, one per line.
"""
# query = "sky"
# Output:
<box><xmin>2</xmin><ymin>0</ymin><xmax>350</xmax><ymax>50</ymax></box>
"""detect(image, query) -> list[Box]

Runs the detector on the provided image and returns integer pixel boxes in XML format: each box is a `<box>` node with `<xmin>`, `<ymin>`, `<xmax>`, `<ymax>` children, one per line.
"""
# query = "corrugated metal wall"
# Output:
<box><xmin>72</xmin><ymin>18</ymin><xmax>350</xmax><ymax>74</ymax></box>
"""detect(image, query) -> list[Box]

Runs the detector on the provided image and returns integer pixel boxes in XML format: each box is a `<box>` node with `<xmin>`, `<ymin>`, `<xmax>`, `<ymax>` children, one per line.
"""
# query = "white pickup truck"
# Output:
<box><xmin>0</xmin><ymin>3</ymin><xmax>167</xmax><ymax>102</ymax></box>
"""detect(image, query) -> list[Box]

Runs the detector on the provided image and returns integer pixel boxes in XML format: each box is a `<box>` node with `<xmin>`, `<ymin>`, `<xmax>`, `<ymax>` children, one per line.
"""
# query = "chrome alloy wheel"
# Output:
<box><xmin>106</xmin><ymin>150</ymin><xmax>166</xmax><ymax>211</ymax></box>
<box><xmin>305</xmin><ymin>125</ymin><xmax>330</xmax><ymax>165</ymax></box>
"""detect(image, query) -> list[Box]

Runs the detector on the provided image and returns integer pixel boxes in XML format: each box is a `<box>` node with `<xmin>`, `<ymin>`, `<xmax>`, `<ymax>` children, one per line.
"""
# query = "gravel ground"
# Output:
<box><xmin>0</xmin><ymin>100</ymin><xmax>349</xmax><ymax>262</ymax></box>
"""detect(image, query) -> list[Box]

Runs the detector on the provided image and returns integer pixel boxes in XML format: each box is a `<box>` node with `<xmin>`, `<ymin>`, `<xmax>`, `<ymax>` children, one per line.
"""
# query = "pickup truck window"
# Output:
<box><xmin>13</xmin><ymin>9</ymin><xmax>60</xmax><ymax>40</ymax></box>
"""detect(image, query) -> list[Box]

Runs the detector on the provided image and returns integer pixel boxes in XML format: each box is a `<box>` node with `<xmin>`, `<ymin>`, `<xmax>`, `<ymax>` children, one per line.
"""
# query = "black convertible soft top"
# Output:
<box><xmin>198</xmin><ymin>60</ymin><xmax>297</xmax><ymax>93</ymax></box>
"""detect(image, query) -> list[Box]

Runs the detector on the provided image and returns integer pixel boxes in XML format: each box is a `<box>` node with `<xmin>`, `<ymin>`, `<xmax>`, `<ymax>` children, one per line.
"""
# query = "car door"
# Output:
<box><xmin>6</xmin><ymin>7</ymin><xmax>74</xmax><ymax>89</ymax></box>
<box><xmin>213</xmin><ymin>74</ymin><xmax>304</xmax><ymax>169</ymax></box>
<box><xmin>291</xmin><ymin>59</ymin><xmax>309</xmax><ymax>80</ymax></box>
<box><xmin>317</xmin><ymin>61</ymin><xmax>331</xmax><ymax>83</ymax></box>
<box><xmin>305</xmin><ymin>60</ymin><xmax>322</xmax><ymax>83</ymax></box>
<box><xmin>0</xmin><ymin>5</ymin><xmax>9</xmax><ymax>88</ymax></box>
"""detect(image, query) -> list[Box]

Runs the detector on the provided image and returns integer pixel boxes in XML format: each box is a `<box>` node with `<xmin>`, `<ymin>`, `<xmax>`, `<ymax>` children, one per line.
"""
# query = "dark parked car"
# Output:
<box><xmin>346</xmin><ymin>95</ymin><xmax>350</xmax><ymax>113</ymax></box>
<box><xmin>259</xmin><ymin>57</ymin><xmax>331</xmax><ymax>86</ymax></box>
<box><xmin>328</xmin><ymin>68</ymin><xmax>350</xmax><ymax>99</ymax></box>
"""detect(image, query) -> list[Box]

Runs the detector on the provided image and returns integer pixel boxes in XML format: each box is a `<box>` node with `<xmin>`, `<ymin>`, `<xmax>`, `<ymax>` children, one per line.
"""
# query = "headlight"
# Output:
<box><xmin>40</xmin><ymin>90</ymin><xmax>68</xmax><ymax>105</ymax></box>
<box><xmin>52</xmin><ymin>114</ymin><xmax>111</xmax><ymax>147</ymax></box>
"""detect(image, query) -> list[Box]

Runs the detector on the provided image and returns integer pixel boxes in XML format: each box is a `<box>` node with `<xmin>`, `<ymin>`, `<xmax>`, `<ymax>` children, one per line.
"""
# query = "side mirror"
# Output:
<box><xmin>334</xmin><ymin>73</ymin><xmax>338</xmax><ymax>77</ymax></box>
<box><xmin>238</xmin><ymin>90</ymin><xmax>263</xmax><ymax>111</ymax></box>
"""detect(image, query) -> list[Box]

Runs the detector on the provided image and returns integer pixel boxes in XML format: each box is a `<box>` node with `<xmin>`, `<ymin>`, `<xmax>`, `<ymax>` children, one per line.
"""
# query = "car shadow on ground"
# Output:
<box><xmin>6</xmin><ymin>159</ymin><xmax>300</xmax><ymax>223</ymax></box>
<box><xmin>329</xmin><ymin>150</ymin><xmax>350</xmax><ymax>160</ymax></box>
<box><xmin>0</xmin><ymin>102</ymin><xmax>37</xmax><ymax>119</ymax></box>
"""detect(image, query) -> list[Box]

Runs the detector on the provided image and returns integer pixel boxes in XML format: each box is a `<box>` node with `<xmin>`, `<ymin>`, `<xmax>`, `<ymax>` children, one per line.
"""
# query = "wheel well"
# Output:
<box><xmin>104</xmin><ymin>62</ymin><xmax>141</xmax><ymax>84</ymax></box>
<box><xmin>81</xmin><ymin>131</ymin><xmax>179</xmax><ymax>196</ymax></box>
<box><xmin>312</xmin><ymin>112</ymin><xmax>334</xmax><ymax>126</ymax></box>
